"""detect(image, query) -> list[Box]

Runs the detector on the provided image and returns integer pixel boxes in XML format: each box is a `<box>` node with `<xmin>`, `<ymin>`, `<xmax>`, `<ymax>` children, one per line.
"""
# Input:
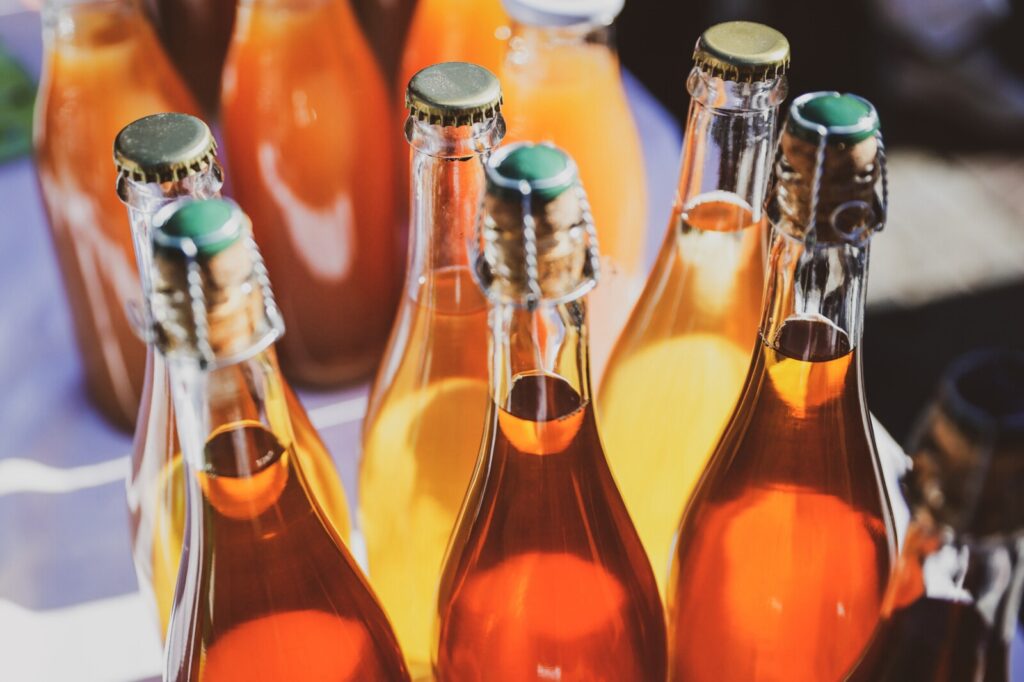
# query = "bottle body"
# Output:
<box><xmin>147</xmin><ymin>0</ymin><xmax>237</xmax><ymax>115</ymax></box>
<box><xmin>500</xmin><ymin>21</ymin><xmax>648</xmax><ymax>380</ymax></box>
<box><xmin>166</xmin><ymin>349</ymin><xmax>406</xmax><ymax>681</ymax></box>
<box><xmin>33</xmin><ymin>0</ymin><xmax>198</xmax><ymax>427</ymax></box>
<box><xmin>360</xmin><ymin>110</ymin><xmax>502</xmax><ymax>677</ymax></box>
<box><xmin>436</xmin><ymin>302</ymin><xmax>667</xmax><ymax>681</ymax></box>
<box><xmin>598</xmin><ymin>69</ymin><xmax>782</xmax><ymax>590</ymax></box>
<box><xmin>221</xmin><ymin>0</ymin><xmax>399</xmax><ymax>386</ymax></box>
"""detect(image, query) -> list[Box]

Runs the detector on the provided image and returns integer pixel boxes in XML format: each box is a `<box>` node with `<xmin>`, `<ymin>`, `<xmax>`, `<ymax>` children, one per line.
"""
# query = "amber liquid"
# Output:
<box><xmin>436</xmin><ymin>373</ymin><xmax>667</xmax><ymax>680</ymax></box>
<box><xmin>667</xmin><ymin>318</ymin><xmax>894</xmax><ymax>682</ymax></box>
<box><xmin>598</xmin><ymin>196</ymin><xmax>765</xmax><ymax>591</ymax></box>
<box><xmin>149</xmin><ymin>0</ymin><xmax>237</xmax><ymax>114</ymax></box>
<box><xmin>168</xmin><ymin>421</ymin><xmax>408</xmax><ymax>681</ymax></box>
<box><xmin>221</xmin><ymin>0</ymin><xmax>398</xmax><ymax>386</ymax></box>
<box><xmin>501</xmin><ymin>39</ymin><xmax>647</xmax><ymax>380</ymax></box>
<box><xmin>34</xmin><ymin>0</ymin><xmax>198</xmax><ymax>427</ymax></box>
<box><xmin>129</xmin><ymin>350</ymin><xmax>353</xmax><ymax>639</ymax></box>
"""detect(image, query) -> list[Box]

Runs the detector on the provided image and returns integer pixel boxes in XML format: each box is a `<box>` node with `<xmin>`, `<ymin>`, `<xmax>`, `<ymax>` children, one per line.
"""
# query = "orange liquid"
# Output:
<box><xmin>360</xmin><ymin>267</ymin><xmax>489</xmax><ymax>677</ymax></box>
<box><xmin>598</xmin><ymin>196</ymin><xmax>765</xmax><ymax>591</ymax></box>
<box><xmin>34</xmin><ymin>0</ymin><xmax>198</xmax><ymax>427</ymax></box>
<box><xmin>501</xmin><ymin>36</ymin><xmax>647</xmax><ymax>379</ymax></box>
<box><xmin>221</xmin><ymin>0</ymin><xmax>399</xmax><ymax>386</ymax></box>
<box><xmin>167</xmin><ymin>421</ymin><xmax>407</xmax><ymax>681</ymax></box>
<box><xmin>128</xmin><ymin>350</ymin><xmax>353</xmax><ymax>639</ymax></box>
<box><xmin>437</xmin><ymin>373</ymin><xmax>667</xmax><ymax>680</ymax></box>
<box><xmin>667</xmin><ymin>319</ymin><xmax>895</xmax><ymax>682</ymax></box>
<box><xmin>149</xmin><ymin>0</ymin><xmax>237</xmax><ymax>114</ymax></box>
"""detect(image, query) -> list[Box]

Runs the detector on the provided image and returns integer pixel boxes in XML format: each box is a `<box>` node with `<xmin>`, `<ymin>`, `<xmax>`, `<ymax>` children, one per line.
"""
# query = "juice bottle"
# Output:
<box><xmin>151</xmin><ymin>199</ymin><xmax>409</xmax><ymax>681</ymax></box>
<box><xmin>667</xmin><ymin>93</ymin><xmax>897</xmax><ymax>682</ymax></box>
<box><xmin>221</xmin><ymin>0</ymin><xmax>399</xmax><ymax>386</ymax></box>
<box><xmin>499</xmin><ymin>0</ymin><xmax>647</xmax><ymax>379</ymax></box>
<box><xmin>598</xmin><ymin>22</ymin><xmax>789</xmax><ymax>591</ymax></box>
<box><xmin>360</xmin><ymin>62</ymin><xmax>504</xmax><ymax>679</ymax></box>
<box><xmin>435</xmin><ymin>143</ymin><xmax>667</xmax><ymax>680</ymax></box>
<box><xmin>114</xmin><ymin>113</ymin><xmax>352</xmax><ymax>641</ymax></box>
<box><xmin>34</xmin><ymin>0</ymin><xmax>198</xmax><ymax>427</ymax></box>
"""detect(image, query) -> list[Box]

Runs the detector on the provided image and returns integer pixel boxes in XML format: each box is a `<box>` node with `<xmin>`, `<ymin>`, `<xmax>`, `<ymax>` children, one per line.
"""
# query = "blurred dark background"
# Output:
<box><xmin>616</xmin><ymin>0</ymin><xmax>1024</xmax><ymax>442</ymax></box>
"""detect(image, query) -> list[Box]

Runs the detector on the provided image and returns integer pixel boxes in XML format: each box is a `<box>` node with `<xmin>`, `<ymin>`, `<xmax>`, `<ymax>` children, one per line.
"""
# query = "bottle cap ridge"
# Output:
<box><xmin>406</xmin><ymin>62</ymin><xmax>503</xmax><ymax>127</ymax></box>
<box><xmin>486</xmin><ymin>143</ymin><xmax>577</xmax><ymax>202</ymax></box>
<box><xmin>501</xmin><ymin>0</ymin><xmax>624</xmax><ymax>27</ymax></box>
<box><xmin>788</xmin><ymin>92</ymin><xmax>879</xmax><ymax>144</ymax></box>
<box><xmin>154</xmin><ymin>198</ymin><xmax>244</xmax><ymax>259</ymax></box>
<box><xmin>114</xmin><ymin>112</ymin><xmax>217</xmax><ymax>183</ymax></box>
<box><xmin>693</xmin><ymin>21</ymin><xmax>790</xmax><ymax>82</ymax></box>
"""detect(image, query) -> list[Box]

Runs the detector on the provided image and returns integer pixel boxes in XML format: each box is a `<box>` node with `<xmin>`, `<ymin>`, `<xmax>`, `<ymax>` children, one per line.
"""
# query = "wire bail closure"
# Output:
<box><xmin>472</xmin><ymin>172</ymin><xmax>601</xmax><ymax>311</ymax></box>
<box><xmin>150</xmin><ymin>201</ymin><xmax>285</xmax><ymax>370</ymax></box>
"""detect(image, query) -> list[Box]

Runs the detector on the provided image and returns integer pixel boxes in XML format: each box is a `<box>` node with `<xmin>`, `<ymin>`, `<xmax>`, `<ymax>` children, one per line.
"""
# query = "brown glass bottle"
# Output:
<box><xmin>847</xmin><ymin>350</ymin><xmax>1024</xmax><ymax>682</ymax></box>
<box><xmin>151</xmin><ymin>199</ymin><xmax>408</xmax><ymax>681</ymax></box>
<box><xmin>435</xmin><ymin>143</ymin><xmax>667</xmax><ymax>681</ymax></box>
<box><xmin>667</xmin><ymin>93</ymin><xmax>898</xmax><ymax>682</ymax></box>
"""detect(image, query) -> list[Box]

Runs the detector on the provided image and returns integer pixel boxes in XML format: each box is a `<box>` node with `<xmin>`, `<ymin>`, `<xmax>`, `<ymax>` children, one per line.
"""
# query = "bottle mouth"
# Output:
<box><xmin>940</xmin><ymin>350</ymin><xmax>1024</xmax><ymax>439</ymax></box>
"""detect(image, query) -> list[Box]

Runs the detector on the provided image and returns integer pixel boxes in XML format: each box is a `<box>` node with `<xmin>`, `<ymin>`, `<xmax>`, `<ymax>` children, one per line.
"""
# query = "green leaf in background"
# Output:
<box><xmin>0</xmin><ymin>43</ymin><xmax>34</xmax><ymax>164</ymax></box>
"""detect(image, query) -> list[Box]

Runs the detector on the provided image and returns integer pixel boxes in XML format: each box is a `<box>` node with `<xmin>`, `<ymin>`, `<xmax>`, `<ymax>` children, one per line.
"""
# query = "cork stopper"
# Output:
<box><xmin>906</xmin><ymin>350</ymin><xmax>1024</xmax><ymax>539</ymax></box>
<box><xmin>773</xmin><ymin>92</ymin><xmax>884</xmax><ymax>244</ymax></box>
<box><xmin>478</xmin><ymin>143</ymin><xmax>597</xmax><ymax>306</ymax></box>
<box><xmin>151</xmin><ymin>199</ymin><xmax>282</xmax><ymax>364</ymax></box>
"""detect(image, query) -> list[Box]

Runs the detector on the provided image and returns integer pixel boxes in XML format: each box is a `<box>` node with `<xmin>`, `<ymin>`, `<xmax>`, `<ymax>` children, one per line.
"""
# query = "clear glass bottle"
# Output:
<box><xmin>34</xmin><ymin>0</ymin><xmax>198</xmax><ymax>427</ymax></box>
<box><xmin>500</xmin><ymin>0</ymin><xmax>648</xmax><ymax>379</ymax></box>
<box><xmin>151</xmin><ymin>199</ymin><xmax>408</xmax><ymax>681</ymax></box>
<box><xmin>667</xmin><ymin>93</ymin><xmax>898</xmax><ymax>682</ymax></box>
<box><xmin>359</xmin><ymin>62</ymin><xmax>504</xmax><ymax>679</ymax></box>
<box><xmin>221</xmin><ymin>0</ymin><xmax>399</xmax><ymax>386</ymax></box>
<box><xmin>849</xmin><ymin>350</ymin><xmax>1024</xmax><ymax>682</ymax></box>
<box><xmin>435</xmin><ymin>143</ymin><xmax>667</xmax><ymax>680</ymax></box>
<box><xmin>114</xmin><ymin>113</ymin><xmax>352</xmax><ymax>640</ymax></box>
<box><xmin>598</xmin><ymin>21</ymin><xmax>790</xmax><ymax>591</ymax></box>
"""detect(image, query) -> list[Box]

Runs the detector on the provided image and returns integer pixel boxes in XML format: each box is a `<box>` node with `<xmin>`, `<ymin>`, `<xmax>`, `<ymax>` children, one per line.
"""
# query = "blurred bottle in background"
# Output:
<box><xmin>145</xmin><ymin>0</ymin><xmax>237</xmax><ymax>116</ymax></box>
<box><xmin>150</xmin><ymin>199</ymin><xmax>408</xmax><ymax>681</ymax></box>
<box><xmin>499</xmin><ymin>0</ymin><xmax>647</xmax><ymax>380</ymax></box>
<box><xmin>351</xmin><ymin>0</ymin><xmax>418</xmax><ymax>86</ymax></box>
<box><xmin>114</xmin><ymin>113</ymin><xmax>352</xmax><ymax>641</ymax></box>
<box><xmin>34</xmin><ymin>0</ymin><xmax>198</xmax><ymax>428</ymax></box>
<box><xmin>849</xmin><ymin>350</ymin><xmax>1024</xmax><ymax>681</ymax></box>
<box><xmin>221</xmin><ymin>0</ymin><xmax>398</xmax><ymax>387</ymax></box>
<box><xmin>598</xmin><ymin>21</ymin><xmax>788</xmax><ymax>592</ymax></box>
<box><xmin>667</xmin><ymin>93</ymin><xmax>897</xmax><ymax>681</ymax></box>
<box><xmin>359</xmin><ymin>62</ymin><xmax>503</xmax><ymax>679</ymax></box>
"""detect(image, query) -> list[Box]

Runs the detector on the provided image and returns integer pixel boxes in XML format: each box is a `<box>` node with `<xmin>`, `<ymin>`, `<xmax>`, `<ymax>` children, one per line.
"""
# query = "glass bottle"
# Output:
<box><xmin>151</xmin><ymin>199</ymin><xmax>409</xmax><ymax>681</ymax></box>
<box><xmin>598</xmin><ymin>21</ymin><xmax>790</xmax><ymax>592</ymax></box>
<box><xmin>221</xmin><ymin>0</ymin><xmax>399</xmax><ymax>386</ymax></box>
<box><xmin>114</xmin><ymin>113</ymin><xmax>352</xmax><ymax>641</ymax></box>
<box><xmin>499</xmin><ymin>0</ymin><xmax>647</xmax><ymax>379</ymax></box>
<box><xmin>667</xmin><ymin>92</ymin><xmax>898</xmax><ymax>682</ymax></box>
<box><xmin>359</xmin><ymin>62</ymin><xmax>504</xmax><ymax>680</ymax></box>
<box><xmin>848</xmin><ymin>350</ymin><xmax>1024</xmax><ymax>682</ymax></box>
<box><xmin>146</xmin><ymin>0</ymin><xmax>237</xmax><ymax>115</ymax></box>
<box><xmin>435</xmin><ymin>143</ymin><xmax>667</xmax><ymax>680</ymax></box>
<box><xmin>33</xmin><ymin>0</ymin><xmax>198</xmax><ymax>428</ymax></box>
<box><xmin>350</xmin><ymin>0</ymin><xmax>418</xmax><ymax>86</ymax></box>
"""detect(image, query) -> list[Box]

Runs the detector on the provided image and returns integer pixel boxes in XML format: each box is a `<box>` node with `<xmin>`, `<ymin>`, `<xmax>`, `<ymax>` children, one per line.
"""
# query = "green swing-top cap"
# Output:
<box><xmin>486</xmin><ymin>143</ymin><xmax>578</xmax><ymax>202</ymax></box>
<box><xmin>788</xmin><ymin>92</ymin><xmax>879</xmax><ymax>145</ymax></box>
<box><xmin>114</xmin><ymin>112</ymin><xmax>217</xmax><ymax>183</ymax></box>
<box><xmin>406</xmin><ymin>62</ymin><xmax>503</xmax><ymax>127</ymax></box>
<box><xmin>154</xmin><ymin>198</ymin><xmax>245</xmax><ymax>259</ymax></box>
<box><xmin>693</xmin><ymin>21</ymin><xmax>790</xmax><ymax>82</ymax></box>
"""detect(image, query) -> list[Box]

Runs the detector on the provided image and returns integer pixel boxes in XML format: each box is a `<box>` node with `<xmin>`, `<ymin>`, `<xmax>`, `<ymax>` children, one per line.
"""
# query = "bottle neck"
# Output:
<box><xmin>676</xmin><ymin>69</ymin><xmax>786</xmax><ymax>226</ymax></box>
<box><xmin>488</xmin><ymin>296</ymin><xmax>592</xmax><ymax>413</ymax></box>
<box><xmin>507</xmin><ymin>19</ymin><xmax>615</xmax><ymax>59</ymax></box>
<box><xmin>121</xmin><ymin>166</ymin><xmax>224</xmax><ymax>325</ymax></box>
<box><xmin>405</xmin><ymin>116</ymin><xmax>504</xmax><ymax>301</ymax></box>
